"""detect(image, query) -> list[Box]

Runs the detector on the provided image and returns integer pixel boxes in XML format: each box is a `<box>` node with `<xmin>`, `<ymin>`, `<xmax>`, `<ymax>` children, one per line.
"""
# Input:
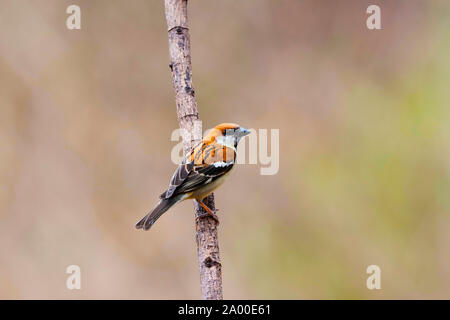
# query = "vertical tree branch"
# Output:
<box><xmin>164</xmin><ymin>0</ymin><xmax>223</xmax><ymax>300</ymax></box>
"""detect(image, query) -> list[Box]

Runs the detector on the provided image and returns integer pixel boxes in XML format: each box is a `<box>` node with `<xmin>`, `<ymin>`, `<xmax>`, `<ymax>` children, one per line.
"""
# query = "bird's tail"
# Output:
<box><xmin>135</xmin><ymin>196</ymin><xmax>181</xmax><ymax>231</ymax></box>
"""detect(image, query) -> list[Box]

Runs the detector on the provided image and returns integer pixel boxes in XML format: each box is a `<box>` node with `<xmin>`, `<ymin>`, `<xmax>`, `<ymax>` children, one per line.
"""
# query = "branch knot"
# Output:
<box><xmin>204</xmin><ymin>256</ymin><xmax>221</xmax><ymax>268</ymax></box>
<box><xmin>168</xmin><ymin>26</ymin><xmax>189</xmax><ymax>33</ymax></box>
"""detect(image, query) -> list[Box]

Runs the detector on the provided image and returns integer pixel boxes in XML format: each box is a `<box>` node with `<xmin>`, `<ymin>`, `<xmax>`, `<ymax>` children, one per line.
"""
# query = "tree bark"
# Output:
<box><xmin>164</xmin><ymin>0</ymin><xmax>223</xmax><ymax>300</ymax></box>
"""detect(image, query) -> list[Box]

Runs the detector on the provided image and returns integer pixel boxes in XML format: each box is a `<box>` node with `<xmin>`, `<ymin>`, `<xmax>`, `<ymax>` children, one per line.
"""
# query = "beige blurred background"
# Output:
<box><xmin>1</xmin><ymin>0</ymin><xmax>449</xmax><ymax>299</ymax></box>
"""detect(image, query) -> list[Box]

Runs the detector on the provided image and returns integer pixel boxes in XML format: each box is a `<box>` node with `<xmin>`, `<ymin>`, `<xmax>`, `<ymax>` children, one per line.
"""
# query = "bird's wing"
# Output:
<box><xmin>172</xmin><ymin>159</ymin><xmax>235</xmax><ymax>196</ymax></box>
<box><xmin>159</xmin><ymin>139</ymin><xmax>206</xmax><ymax>199</ymax></box>
<box><xmin>161</xmin><ymin>143</ymin><xmax>236</xmax><ymax>198</ymax></box>
<box><xmin>159</xmin><ymin>161</ymin><xmax>194</xmax><ymax>199</ymax></box>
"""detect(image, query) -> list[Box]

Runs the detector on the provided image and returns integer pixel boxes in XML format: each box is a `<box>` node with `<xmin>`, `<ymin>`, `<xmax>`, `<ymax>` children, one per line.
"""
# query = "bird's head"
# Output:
<box><xmin>204</xmin><ymin>123</ymin><xmax>251</xmax><ymax>149</ymax></box>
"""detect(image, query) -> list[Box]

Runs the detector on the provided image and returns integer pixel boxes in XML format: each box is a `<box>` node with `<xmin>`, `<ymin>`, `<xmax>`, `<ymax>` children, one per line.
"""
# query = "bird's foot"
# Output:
<box><xmin>196</xmin><ymin>211</ymin><xmax>220</xmax><ymax>225</ymax></box>
<box><xmin>196</xmin><ymin>199</ymin><xmax>220</xmax><ymax>225</ymax></box>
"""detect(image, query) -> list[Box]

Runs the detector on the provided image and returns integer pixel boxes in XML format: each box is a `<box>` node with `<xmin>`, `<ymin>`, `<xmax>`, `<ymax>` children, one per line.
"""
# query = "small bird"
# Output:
<box><xmin>135</xmin><ymin>123</ymin><xmax>250</xmax><ymax>230</ymax></box>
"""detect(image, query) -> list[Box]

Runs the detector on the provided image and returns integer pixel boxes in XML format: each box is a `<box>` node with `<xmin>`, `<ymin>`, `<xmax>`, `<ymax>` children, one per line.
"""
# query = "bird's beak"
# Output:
<box><xmin>239</xmin><ymin>127</ymin><xmax>251</xmax><ymax>136</ymax></box>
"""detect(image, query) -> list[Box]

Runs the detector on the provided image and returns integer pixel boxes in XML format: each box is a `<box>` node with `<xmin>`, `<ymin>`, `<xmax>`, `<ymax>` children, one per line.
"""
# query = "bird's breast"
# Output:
<box><xmin>190</xmin><ymin>168</ymin><xmax>233</xmax><ymax>200</ymax></box>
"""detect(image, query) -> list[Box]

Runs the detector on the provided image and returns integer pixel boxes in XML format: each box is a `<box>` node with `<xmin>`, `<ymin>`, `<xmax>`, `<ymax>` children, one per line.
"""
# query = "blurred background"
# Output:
<box><xmin>0</xmin><ymin>0</ymin><xmax>449</xmax><ymax>299</ymax></box>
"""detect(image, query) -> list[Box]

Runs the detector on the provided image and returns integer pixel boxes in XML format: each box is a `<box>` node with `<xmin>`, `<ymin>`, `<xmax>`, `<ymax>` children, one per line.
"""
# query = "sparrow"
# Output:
<box><xmin>135</xmin><ymin>123</ymin><xmax>250</xmax><ymax>230</ymax></box>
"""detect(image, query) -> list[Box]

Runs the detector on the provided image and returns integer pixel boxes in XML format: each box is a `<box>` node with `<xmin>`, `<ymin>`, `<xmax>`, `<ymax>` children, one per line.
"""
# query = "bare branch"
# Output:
<box><xmin>164</xmin><ymin>0</ymin><xmax>223</xmax><ymax>300</ymax></box>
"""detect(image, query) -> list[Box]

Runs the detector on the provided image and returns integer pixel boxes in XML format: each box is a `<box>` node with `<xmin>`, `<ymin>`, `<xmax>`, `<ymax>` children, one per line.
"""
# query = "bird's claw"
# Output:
<box><xmin>196</xmin><ymin>212</ymin><xmax>220</xmax><ymax>225</ymax></box>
